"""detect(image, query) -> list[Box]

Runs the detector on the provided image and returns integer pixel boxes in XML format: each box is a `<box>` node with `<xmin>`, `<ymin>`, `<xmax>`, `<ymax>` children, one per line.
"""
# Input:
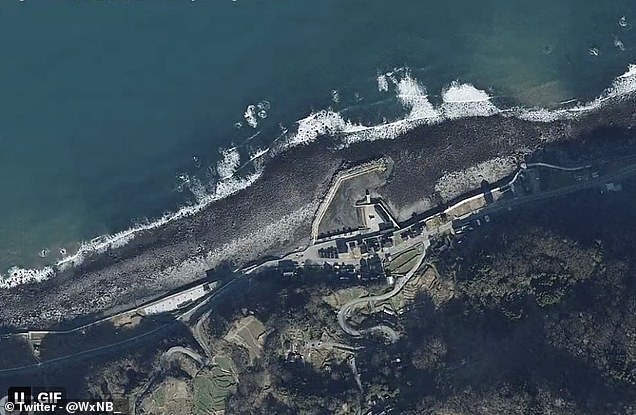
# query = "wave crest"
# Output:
<box><xmin>0</xmin><ymin>266</ymin><xmax>55</xmax><ymax>289</ymax></box>
<box><xmin>1</xmin><ymin>150</ymin><xmax>263</xmax><ymax>288</ymax></box>
<box><xmin>5</xmin><ymin>64</ymin><xmax>636</xmax><ymax>289</ymax></box>
<box><xmin>441</xmin><ymin>81</ymin><xmax>499</xmax><ymax>119</ymax></box>
<box><xmin>217</xmin><ymin>147</ymin><xmax>241</xmax><ymax>180</ymax></box>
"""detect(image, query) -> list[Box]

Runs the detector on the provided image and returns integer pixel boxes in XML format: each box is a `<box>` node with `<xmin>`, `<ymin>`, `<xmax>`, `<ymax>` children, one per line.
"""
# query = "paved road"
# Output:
<box><xmin>337</xmin><ymin>243</ymin><xmax>429</xmax><ymax>342</ymax></box>
<box><xmin>163</xmin><ymin>346</ymin><xmax>207</xmax><ymax>366</ymax></box>
<box><xmin>524</xmin><ymin>162</ymin><xmax>592</xmax><ymax>171</ymax></box>
<box><xmin>0</xmin><ymin>281</ymin><xmax>220</xmax><ymax>340</ymax></box>
<box><xmin>0</xmin><ymin>277</ymin><xmax>242</xmax><ymax>375</ymax></box>
<box><xmin>247</xmin><ymin>160</ymin><xmax>636</xmax><ymax>277</ymax></box>
<box><xmin>0</xmin><ymin>323</ymin><xmax>171</xmax><ymax>375</ymax></box>
<box><xmin>305</xmin><ymin>340</ymin><xmax>362</xmax><ymax>352</ymax></box>
<box><xmin>192</xmin><ymin>309</ymin><xmax>214</xmax><ymax>357</ymax></box>
<box><xmin>333</xmin><ymin>160</ymin><xmax>636</xmax><ymax>342</ymax></box>
<box><xmin>0</xmin><ymin>311</ymin><xmax>125</xmax><ymax>340</ymax></box>
<box><xmin>3</xmin><ymin>159</ymin><xmax>636</xmax><ymax>373</ymax></box>
<box><xmin>487</xmin><ymin>161</ymin><xmax>636</xmax><ymax>218</ymax></box>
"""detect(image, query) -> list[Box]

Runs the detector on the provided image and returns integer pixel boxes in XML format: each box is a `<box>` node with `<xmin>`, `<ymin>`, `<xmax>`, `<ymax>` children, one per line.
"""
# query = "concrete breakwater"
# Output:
<box><xmin>311</xmin><ymin>158</ymin><xmax>390</xmax><ymax>244</ymax></box>
<box><xmin>2</xmin><ymin>95</ymin><xmax>636</xmax><ymax>330</ymax></box>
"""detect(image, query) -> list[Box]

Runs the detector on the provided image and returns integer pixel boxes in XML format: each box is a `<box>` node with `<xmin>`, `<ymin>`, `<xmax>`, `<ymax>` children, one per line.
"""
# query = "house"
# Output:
<box><xmin>278</xmin><ymin>260</ymin><xmax>297</xmax><ymax>277</ymax></box>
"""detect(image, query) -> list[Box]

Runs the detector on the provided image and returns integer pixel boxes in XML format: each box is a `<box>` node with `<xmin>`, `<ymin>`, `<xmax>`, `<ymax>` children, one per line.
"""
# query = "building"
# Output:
<box><xmin>278</xmin><ymin>260</ymin><xmax>297</xmax><ymax>277</ymax></box>
<box><xmin>481</xmin><ymin>179</ymin><xmax>494</xmax><ymax>204</ymax></box>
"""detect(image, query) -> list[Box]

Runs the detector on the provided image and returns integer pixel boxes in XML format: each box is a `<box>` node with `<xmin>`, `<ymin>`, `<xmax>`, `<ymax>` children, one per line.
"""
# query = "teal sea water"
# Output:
<box><xmin>1</xmin><ymin>0</ymin><xmax>636</xmax><ymax>275</ymax></box>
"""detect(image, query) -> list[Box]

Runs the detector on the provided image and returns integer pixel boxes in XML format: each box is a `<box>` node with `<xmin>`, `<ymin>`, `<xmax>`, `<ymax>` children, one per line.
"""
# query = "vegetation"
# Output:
<box><xmin>385</xmin><ymin>244</ymin><xmax>422</xmax><ymax>275</ymax></box>
<box><xmin>223</xmin><ymin>178</ymin><xmax>636</xmax><ymax>414</ymax></box>
<box><xmin>7</xmin><ymin>172</ymin><xmax>635</xmax><ymax>415</ymax></box>
<box><xmin>194</xmin><ymin>364</ymin><xmax>237</xmax><ymax>415</ymax></box>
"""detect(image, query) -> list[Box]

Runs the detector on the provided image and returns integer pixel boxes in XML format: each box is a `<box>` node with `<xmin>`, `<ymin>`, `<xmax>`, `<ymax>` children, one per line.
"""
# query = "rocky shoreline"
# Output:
<box><xmin>2</xmin><ymin>96</ymin><xmax>636</xmax><ymax>331</ymax></box>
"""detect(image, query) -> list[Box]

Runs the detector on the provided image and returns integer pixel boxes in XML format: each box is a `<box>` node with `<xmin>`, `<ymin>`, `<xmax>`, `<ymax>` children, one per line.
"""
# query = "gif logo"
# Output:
<box><xmin>7</xmin><ymin>388</ymin><xmax>31</xmax><ymax>406</ymax></box>
<box><xmin>2</xmin><ymin>387</ymin><xmax>64</xmax><ymax>415</ymax></box>
<box><xmin>1</xmin><ymin>387</ymin><xmax>33</xmax><ymax>415</ymax></box>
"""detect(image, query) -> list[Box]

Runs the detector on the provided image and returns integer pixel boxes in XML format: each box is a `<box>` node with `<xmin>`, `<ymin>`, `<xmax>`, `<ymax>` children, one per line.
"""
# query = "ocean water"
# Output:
<box><xmin>1</xmin><ymin>0</ymin><xmax>636</xmax><ymax>279</ymax></box>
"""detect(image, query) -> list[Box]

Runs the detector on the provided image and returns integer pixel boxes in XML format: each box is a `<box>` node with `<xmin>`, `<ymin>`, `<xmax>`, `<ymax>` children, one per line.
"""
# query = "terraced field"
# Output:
<box><xmin>386</xmin><ymin>243</ymin><xmax>424</xmax><ymax>275</ymax></box>
<box><xmin>194</xmin><ymin>356</ymin><xmax>237</xmax><ymax>414</ymax></box>
<box><xmin>224</xmin><ymin>316</ymin><xmax>268</xmax><ymax>363</ymax></box>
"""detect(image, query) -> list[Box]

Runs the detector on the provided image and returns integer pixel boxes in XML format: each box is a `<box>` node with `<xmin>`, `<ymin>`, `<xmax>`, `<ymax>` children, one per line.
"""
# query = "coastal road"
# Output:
<box><xmin>333</xmin><ymin>159</ymin><xmax>636</xmax><ymax>343</ymax></box>
<box><xmin>4</xmin><ymin>158</ymin><xmax>636</xmax><ymax>374</ymax></box>
<box><xmin>0</xmin><ymin>280</ymin><xmax>221</xmax><ymax>339</ymax></box>
<box><xmin>0</xmin><ymin>276</ymin><xmax>243</xmax><ymax>375</ymax></box>
<box><xmin>0</xmin><ymin>322</ymin><xmax>171</xmax><ymax>375</ymax></box>
<box><xmin>486</xmin><ymin>161</ymin><xmax>636</xmax><ymax>219</ymax></box>
<box><xmin>192</xmin><ymin>308</ymin><xmax>214</xmax><ymax>357</ymax></box>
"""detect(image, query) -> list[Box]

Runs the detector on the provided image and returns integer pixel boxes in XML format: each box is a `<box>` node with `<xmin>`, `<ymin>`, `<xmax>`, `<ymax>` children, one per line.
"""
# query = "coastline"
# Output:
<box><xmin>2</xmin><ymin>90</ymin><xmax>636</xmax><ymax>330</ymax></box>
<box><xmin>5</xmin><ymin>66</ymin><xmax>636</xmax><ymax>286</ymax></box>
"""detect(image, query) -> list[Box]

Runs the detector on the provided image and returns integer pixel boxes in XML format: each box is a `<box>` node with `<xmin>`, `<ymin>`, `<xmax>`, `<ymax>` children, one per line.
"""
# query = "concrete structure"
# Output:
<box><xmin>355</xmin><ymin>192</ymin><xmax>399</xmax><ymax>233</ymax></box>
<box><xmin>311</xmin><ymin>160</ymin><xmax>388</xmax><ymax>243</ymax></box>
<box><xmin>139</xmin><ymin>281</ymin><xmax>217</xmax><ymax>315</ymax></box>
<box><xmin>605</xmin><ymin>182</ymin><xmax>623</xmax><ymax>192</ymax></box>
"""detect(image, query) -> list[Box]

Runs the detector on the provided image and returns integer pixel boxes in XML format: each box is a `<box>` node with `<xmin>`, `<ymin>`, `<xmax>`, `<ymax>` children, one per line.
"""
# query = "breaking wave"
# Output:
<box><xmin>276</xmin><ymin>109</ymin><xmax>365</xmax><ymax>150</ymax></box>
<box><xmin>441</xmin><ymin>81</ymin><xmax>499</xmax><ymax>119</ymax></box>
<box><xmin>396</xmin><ymin>73</ymin><xmax>441</xmax><ymax>121</ymax></box>
<box><xmin>277</xmin><ymin>64</ymin><xmax>636</xmax><ymax>148</ymax></box>
<box><xmin>517</xmin><ymin>64</ymin><xmax>636</xmax><ymax>122</ymax></box>
<box><xmin>377</xmin><ymin>73</ymin><xmax>389</xmax><ymax>92</ymax></box>
<box><xmin>4</xmin><ymin>64</ymin><xmax>636</xmax><ymax>289</ymax></box>
<box><xmin>243</xmin><ymin>100</ymin><xmax>271</xmax><ymax>129</ymax></box>
<box><xmin>217</xmin><ymin>147</ymin><xmax>241</xmax><ymax>180</ymax></box>
<box><xmin>0</xmin><ymin>147</ymin><xmax>264</xmax><ymax>289</ymax></box>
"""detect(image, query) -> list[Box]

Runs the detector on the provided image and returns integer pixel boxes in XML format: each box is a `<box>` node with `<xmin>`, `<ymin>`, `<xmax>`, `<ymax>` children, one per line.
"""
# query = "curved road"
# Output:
<box><xmin>4</xmin><ymin>159</ymin><xmax>636</xmax><ymax>373</ymax></box>
<box><xmin>337</xmin><ymin>247</ymin><xmax>428</xmax><ymax>342</ymax></box>
<box><xmin>524</xmin><ymin>162</ymin><xmax>592</xmax><ymax>171</ymax></box>
<box><xmin>0</xmin><ymin>277</ymin><xmax>242</xmax><ymax>375</ymax></box>
<box><xmin>163</xmin><ymin>346</ymin><xmax>207</xmax><ymax>366</ymax></box>
<box><xmin>305</xmin><ymin>340</ymin><xmax>362</xmax><ymax>352</ymax></box>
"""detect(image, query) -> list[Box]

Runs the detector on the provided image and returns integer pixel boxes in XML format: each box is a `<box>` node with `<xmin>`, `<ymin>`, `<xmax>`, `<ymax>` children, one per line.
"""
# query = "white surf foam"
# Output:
<box><xmin>244</xmin><ymin>104</ymin><xmax>258</xmax><ymax>128</ymax></box>
<box><xmin>186</xmin><ymin>176</ymin><xmax>208</xmax><ymax>203</ymax></box>
<box><xmin>244</xmin><ymin>101</ymin><xmax>270</xmax><ymax>128</ymax></box>
<box><xmin>440</xmin><ymin>81</ymin><xmax>500</xmax><ymax>119</ymax></box>
<box><xmin>608</xmin><ymin>64</ymin><xmax>636</xmax><ymax>97</ymax></box>
<box><xmin>377</xmin><ymin>73</ymin><xmax>389</xmax><ymax>92</ymax></box>
<box><xmin>54</xmin><ymin>169</ymin><xmax>262</xmax><ymax>271</ymax></box>
<box><xmin>1</xmin><ymin>148</ymin><xmax>264</xmax><ymax>288</ymax></box>
<box><xmin>614</xmin><ymin>37</ymin><xmax>626</xmax><ymax>52</ymax></box>
<box><xmin>396</xmin><ymin>73</ymin><xmax>441</xmax><ymax>121</ymax></box>
<box><xmin>517</xmin><ymin>64</ymin><xmax>636</xmax><ymax>122</ymax></box>
<box><xmin>279</xmin><ymin>109</ymin><xmax>364</xmax><ymax>149</ymax></box>
<box><xmin>217</xmin><ymin>147</ymin><xmax>241</xmax><ymax>180</ymax></box>
<box><xmin>339</xmin><ymin>118</ymin><xmax>428</xmax><ymax>147</ymax></box>
<box><xmin>273</xmin><ymin>72</ymin><xmax>442</xmax><ymax>148</ymax></box>
<box><xmin>331</xmin><ymin>89</ymin><xmax>341</xmax><ymax>103</ymax></box>
<box><xmin>5</xmin><ymin>64</ymin><xmax>636</xmax><ymax>289</ymax></box>
<box><xmin>341</xmin><ymin>64</ymin><xmax>636</xmax><ymax>144</ymax></box>
<box><xmin>0</xmin><ymin>267</ymin><xmax>55</xmax><ymax>289</ymax></box>
<box><xmin>341</xmin><ymin>75</ymin><xmax>495</xmax><ymax>146</ymax></box>
<box><xmin>256</xmin><ymin>100</ymin><xmax>271</xmax><ymax>111</ymax></box>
